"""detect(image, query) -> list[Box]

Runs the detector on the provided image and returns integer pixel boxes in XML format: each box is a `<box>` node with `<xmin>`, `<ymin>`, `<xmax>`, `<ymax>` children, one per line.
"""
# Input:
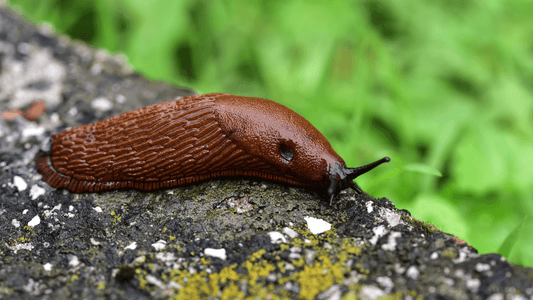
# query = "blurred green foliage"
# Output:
<box><xmin>8</xmin><ymin>0</ymin><xmax>533</xmax><ymax>267</ymax></box>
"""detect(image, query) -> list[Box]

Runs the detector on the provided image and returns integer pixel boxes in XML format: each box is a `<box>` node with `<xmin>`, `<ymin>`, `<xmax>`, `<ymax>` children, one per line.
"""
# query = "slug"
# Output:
<box><xmin>37</xmin><ymin>93</ymin><xmax>389</xmax><ymax>205</ymax></box>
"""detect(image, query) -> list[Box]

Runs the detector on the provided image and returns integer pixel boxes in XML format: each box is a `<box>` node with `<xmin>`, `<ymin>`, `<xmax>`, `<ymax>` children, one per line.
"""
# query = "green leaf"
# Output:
<box><xmin>498</xmin><ymin>216</ymin><xmax>528</xmax><ymax>259</ymax></box>
<box><xmin>454</xmin><ymin>124</ymin><xmax>510</xmax><ymax>195</ymax></box>
<box><xmin>403</xmin><ymin>163</ymin><xmax>442</xmax><ymax>177</ymax></box>
<box><xmin>409</xmin><ymin>194</ymin><xmax>467</xmax><ymax>239</ymax></box>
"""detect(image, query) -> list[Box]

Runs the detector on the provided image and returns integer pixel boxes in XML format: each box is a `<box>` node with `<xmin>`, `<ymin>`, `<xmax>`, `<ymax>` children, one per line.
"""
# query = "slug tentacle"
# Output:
<box><xmin>345</xmin><ymin>157</ymin><xmax>391</xmax><ymax>181</ymax></box>
<box><xmin>327</xmin><ymin>157</ymin><xmax>390</xmax><ymax>206</ymax></box>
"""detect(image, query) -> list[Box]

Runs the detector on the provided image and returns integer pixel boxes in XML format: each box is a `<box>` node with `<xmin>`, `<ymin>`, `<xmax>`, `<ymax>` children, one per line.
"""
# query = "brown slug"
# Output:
<box><xmin>37</xmin><ymin>93</ymin><xmax>389</xmax><ymax>205</ymax></box>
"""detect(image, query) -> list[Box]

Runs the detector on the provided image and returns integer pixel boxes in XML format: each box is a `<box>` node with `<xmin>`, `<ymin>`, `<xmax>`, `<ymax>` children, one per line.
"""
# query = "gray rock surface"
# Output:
<box><xmin>1</xmin><ymin>5</ymin><xmax>532</xmax><ymax>300</ymax></box>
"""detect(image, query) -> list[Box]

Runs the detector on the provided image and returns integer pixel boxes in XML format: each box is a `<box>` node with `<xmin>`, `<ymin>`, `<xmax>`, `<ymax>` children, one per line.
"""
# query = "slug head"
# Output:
<box><xmin>214</xmin><ymin>94</ymin><xmax>390</xmax><ymax>205</ymax></box>
<box><xmin>214</xmin><ymin>95</ymin><xmax>343</xmax><ymax>182</ymax></box>
<box><xmin>326</xmin><ymin>157</ymin><xmax>390</xmax><ymax>206</ymax></box>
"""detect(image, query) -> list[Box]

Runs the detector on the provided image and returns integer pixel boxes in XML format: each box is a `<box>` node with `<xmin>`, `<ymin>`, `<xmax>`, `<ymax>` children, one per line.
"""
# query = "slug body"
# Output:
<box><xmin>37</xmin><ymin>93</ymin><xmax>389</xmax><ymax>204</ymax></box>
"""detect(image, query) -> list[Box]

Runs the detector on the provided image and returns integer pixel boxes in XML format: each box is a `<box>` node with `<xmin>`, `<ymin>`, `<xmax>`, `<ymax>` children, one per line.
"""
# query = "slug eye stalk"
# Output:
<box><xmin>327</xmin><ymin>157</ymin><xmax>390</xmax><ymax>206</ymax></box>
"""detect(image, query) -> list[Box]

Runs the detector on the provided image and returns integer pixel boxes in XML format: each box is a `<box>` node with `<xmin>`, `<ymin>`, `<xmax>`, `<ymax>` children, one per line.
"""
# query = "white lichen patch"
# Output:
<box><xmin>29</xmin><ymin>185</ymin><xmax>46</xmax><ymax>200</ymax></box>
<box><xmin>267</xmin><ymin>232</ymin><xmax>286</xmax><ymax>244</ymax></box>
<box><xmin>7</xmin><ymin>242</ymin><xmax>34</xmax><ymax>253</ymax></box>
<box><xmin>475</xmin><ymin>263</ymin><xmax>491</xmax><ymax>272</ymax></box>
<box><xmin>21</xmin><ymin>124</ymin><xmax>45</xmax><ymax>141</ymax></box>
<box><xmin>43</xmin><ymin>204</ymin><xmax>62</xmax><ymax>218</ymax></box>
<box><xmin>369</xmin><ymin>225</ymin><xmax>387</xmax><ymax>245</ymax></box>
<box><xmin>466</xmin><ymin>278</ymin><xmax>481</xmax><ymax>293</ymax></box>
<box><xmin>12</xmin><ymin>175</ymin><xmax>27</xmax><ymax>191</ymax></box>
<box><xmin>68</xmin><ymin>255</ymin><xmax>80</xmax><ymax>267</ymax></box>
<box><xmin>91</xmin><ymin>97</ymin><xmax>113</xmax><ymax>111</ymax></box>
<box><xmin>377</xmin><ymin>206</ymin><xmax>404</xmax><ymax>228</ymax></box>
<box><xmin>134</xmin><ymin>256</ymin><xmax>145</xmax><ymax>263</ymax></box>
<box><xmin>376</xmin><ymin>276</ymin><xmax>394</xmax><ymax>293</ymax></box>
<box><xmin>27</xmin><ymin>215</ymin><xmax>41</xmax><ymax>227</ymax></box>
<box><xmin>43</xmin><ymin>263</ymin><xmax>53</xmax><ymax>271</ymax></box>
<box><xmin>156</xmin><ymin>252</ymin><xmax>177</xmax><ymax>262</ymax></box>
<box><xmin>360</xmin><ymin>285</ymin><xmax>385</xmax><ymax>299</ymax></box>
<box><xmin>381</xmin><ymin>231</ymin><xmax>401</xmax><ymax>251</ymax></box>
<box><xmin>406</xmin><ymin>266</ymin><xmax>420</xmax><ymax>280</ymax></box>
<box><xmin>304</xmin><ymin>216</ymin><xmax>331</xmax><ymax>234</ymax></box>
<box><xmin>366</xmin><ymin>201</ymin><xmax>374</xmax><ymax>213</ymax></box>
<box><xmin>125</xmin><ymin>242</ymin><xmax>137</xmax><ymax>250</ymax></box>
<box><xmin>204</xmin><ymin>248</ymin><xmax>227</xmax><ymax>260</ymax></box>
<box><xmin>151</xmin><ymin>240</ymin><xmax>166</xmax><ymax>251</ymax></box>
<box><xmin>282</xmin><ymin>227</ymin><xmax>298</xmax><ymax>239</ymax></box>
<box><xmin>452</xmin><ymin>247</ymin><xmax>479</xmax><ymax>264</ymax></box>
<box><xmin>11</xmin><ymin>219</ymin><xmax>21</xmax><ymax>228</ymax></box>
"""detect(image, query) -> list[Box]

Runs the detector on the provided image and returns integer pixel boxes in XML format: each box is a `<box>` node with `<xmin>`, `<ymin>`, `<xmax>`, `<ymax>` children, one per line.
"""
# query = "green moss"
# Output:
<box><xmin>403</xmin><ymin>215</ymin><xmax>441</xmax><ymax>235</ymax></box>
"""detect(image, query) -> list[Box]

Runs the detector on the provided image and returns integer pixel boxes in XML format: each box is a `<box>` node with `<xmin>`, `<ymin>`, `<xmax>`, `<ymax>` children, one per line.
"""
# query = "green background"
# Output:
<box><xmin>8</xmin><ymin>0</ymin><xmax>533</xmax><ymax>267</ymax></box>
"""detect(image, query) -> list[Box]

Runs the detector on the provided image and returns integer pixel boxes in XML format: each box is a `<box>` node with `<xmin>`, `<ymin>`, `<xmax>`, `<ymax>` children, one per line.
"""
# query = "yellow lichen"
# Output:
<box><xmin>341</xmin><ymin>238</ymin><xmax>362</xmax><ymax>255</ymax></box>
<box><xmin>200</xmin><ymin>257</ymin><xmax>210</xmax><ymax>265</ymax></box>
<box><xmin>110</xmin><ymin>211</ymin><xmax>121</xmax><ymax>224</ymax></box>
<box><xmin>216</xmin><ymin>263</ymin><xmax>239</xmax><ymax>284</ymax></box>
<box><xmin>171</xmin><ymin>271</ymin><xmax>213</xmax><ymax>299</ymax></box>
<box><xmin>295</xmin><ymin>256</ymin><xmax>345</xmax><ymax>300</ymax></box>
<box><xmin>135</xmin><ymin>225</ymin><xmax>374</xmax><ymax>299</ymax></box>
<box><xmin>138</xmin><ymin>274</ymin><xmax>148</xmax><ymax>290</ymax></box>
<box><xmin>249</xmin><ymin>249</ymin><xmax>266</xmax><ymax>261</ymax></box>
<box><xmin>444</xmin><ymin>250</ymin><xmax>457</xmax><ymax>258</ymax></box>
<box><xmin>292</xmin><ymin>256</ymin><xmax>306</xmax><ymax>268</ymax></box>
<box><xmin>246</xmin><ymin>259</ymin><xmax>275</xmax><ymax>286</ymax></box>
<box><xmin>219</xmin><ymin>284</ymin><xmax>244</xmax><ymax>300</ymax></box>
